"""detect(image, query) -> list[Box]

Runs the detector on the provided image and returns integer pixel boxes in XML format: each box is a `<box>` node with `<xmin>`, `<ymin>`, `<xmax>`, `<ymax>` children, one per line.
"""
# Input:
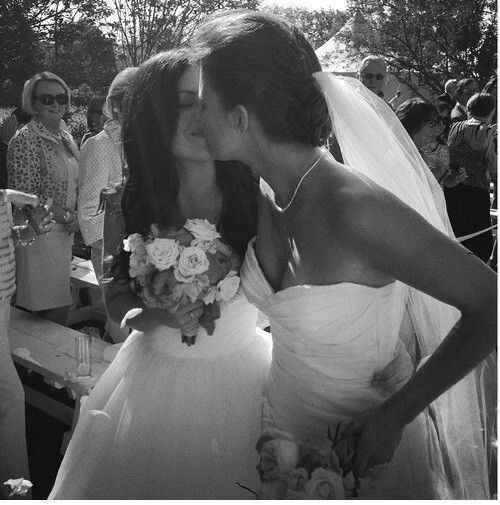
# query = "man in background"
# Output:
<box><xmin>437</xmin><ymin>79</ymin><xmax>458</xmax><ymax>124</ymax></box>
<box><xmin>358</xmin><ymin>55</ymin><xmax>387</xmax><ymax>99</ymax></box>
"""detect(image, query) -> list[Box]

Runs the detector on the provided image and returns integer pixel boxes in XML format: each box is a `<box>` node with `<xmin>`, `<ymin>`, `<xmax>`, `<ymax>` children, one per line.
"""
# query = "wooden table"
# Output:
<box><xmin>9</xmin><ymin>306</ymin><xmax>116</xmax><ymax>452</ymax></box>
<box><xmin>68</xmin><ymin>256</ymin><xmax>105</xmax><ymax>326</ymax></box>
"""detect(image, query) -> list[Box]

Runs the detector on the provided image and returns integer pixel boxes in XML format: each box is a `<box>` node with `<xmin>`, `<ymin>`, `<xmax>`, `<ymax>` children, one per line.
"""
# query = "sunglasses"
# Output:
<box><xmin>35</xmin><ymin>94</ymin><xmax>69</xmax><ymax>106</ymax></box>
<box><xmin>361</xmin><ymin>73</ymin><xmax>385</xmax><ymax>80</ymax></box>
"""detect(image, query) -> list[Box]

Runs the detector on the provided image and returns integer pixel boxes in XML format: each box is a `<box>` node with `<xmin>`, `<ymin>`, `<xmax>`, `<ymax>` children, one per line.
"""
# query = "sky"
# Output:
<box><xmin>260</xmin><ymin>0</ymin><xmax>346</xmax><ymax>11</ymax></box>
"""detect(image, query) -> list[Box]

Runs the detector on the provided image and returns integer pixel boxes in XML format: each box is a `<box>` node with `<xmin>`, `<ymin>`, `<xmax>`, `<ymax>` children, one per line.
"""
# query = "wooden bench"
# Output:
<box><xmin>8</xmin><ymin>306</ymin><xmax>117</xmax><ymax>452</ymax></box>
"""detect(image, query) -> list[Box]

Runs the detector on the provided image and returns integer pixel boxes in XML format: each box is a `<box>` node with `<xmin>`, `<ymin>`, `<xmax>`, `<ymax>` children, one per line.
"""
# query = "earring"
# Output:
<box><xmin>237</xmin><ymin>125</ymin><xmax>243</xmax><ymax>134</ymax></box>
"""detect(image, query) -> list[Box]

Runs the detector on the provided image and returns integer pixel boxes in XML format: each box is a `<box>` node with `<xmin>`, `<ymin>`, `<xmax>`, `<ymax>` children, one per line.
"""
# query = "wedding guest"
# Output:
<box><xmin>7</xmin><ymin>71</ymin><xmax>79</xmax><ymax>325</ymax></box>
<box><xmin>395</xmin><ymin>98</ymin><xmax>466</xmax><ymax>186</ymax></box>
<box><xmin>193</xmin><ymin>10</ymin><xmax>495</xmax><ymax>498</ymax></box>
<box><xmin>436</xmin><ymin>78</ymin><xmax>458</xmax><ymax>125</ymax></box>
<box><xmin>0</xmin><ymin>189</ymin><xmax>51</xmax><ymax>497</ymax></box>
<box><xmin>0</xmin><ymin>108</ymin><xmax>31</xmax><ymax>189</ymax></box>
<box><xmin>80</xmin><ymin>95</ymin><xmax>106</xmax><ymax>146</ymax></box>
<box><xmin>358</xmin><ymin>55</ymin><xmax>387</xmax><ymax>98</ymax></box>
<box><xmin>445</xmin><ymin>92</ymin><xmax>497</xmax><ymax>263</ymax></box>
<box><xmin>451</xmin><ymin>78</ymin><xmax>479</xmax><ymax>123</ymax></box>
<box><xmin>78</xmin><ymin>67</ymin><xmax>137</xmax><ymax>342</ymax></box>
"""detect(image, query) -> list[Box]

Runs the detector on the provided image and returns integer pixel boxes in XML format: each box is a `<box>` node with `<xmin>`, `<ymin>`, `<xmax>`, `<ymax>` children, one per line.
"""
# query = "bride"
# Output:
<box><xmin>49</xmin><ymin>48</ymin><xmax>271</xmax><ymax>499</ymax></box>
<box><xmin>192</xmin><ymin>10</ymin><xmax>496</xmax><ymax>499</ymax></box>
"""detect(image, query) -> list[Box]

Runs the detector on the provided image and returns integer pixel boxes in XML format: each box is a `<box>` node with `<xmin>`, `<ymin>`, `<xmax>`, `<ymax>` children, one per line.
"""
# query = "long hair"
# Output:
<box><xmin>192</xmin><ymin>10</ymin><xmax>331</xmax><ymax>147</ymax></box>
<box><xmin>114</xmin><ymin>48</ymin><xmax>257</xmax><ymax>280</ymax></box>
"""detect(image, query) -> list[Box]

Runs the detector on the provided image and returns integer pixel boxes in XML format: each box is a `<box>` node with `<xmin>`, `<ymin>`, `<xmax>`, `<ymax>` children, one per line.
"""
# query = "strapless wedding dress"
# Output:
<box><xmin>241</xmin><ymin>238</ymin><xmax>453</xmax><ymax>499</ymax></box>
<box><xmin>49</xmin><ymin>292</ymin><xmax>271</xmax><ymax>499</ymax></box>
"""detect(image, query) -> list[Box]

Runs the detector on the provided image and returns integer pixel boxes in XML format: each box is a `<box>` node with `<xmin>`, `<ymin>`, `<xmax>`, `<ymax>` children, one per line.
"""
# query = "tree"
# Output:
<box><xmin>345</xmin><ymin>0</ymin><xmax>497</xmax><ymax>95</ymax></box>
<box><xmin>0</xmin><ymin>2</ymin><xmax>42</xmax><ymax>105</ymax></box>
<box><xmin>260</xmin><ymin>5</ymin><xmax>349</xmax><ymax>49</ymax></box>
<box><xmin>108</xmin><ymin>0</ymin><xmax>259</xmax><ymax>66</ymax></box>
<box><xmin>45</xmin><ymin>19</ymin><xmax>117</xmax><ymax>91</ymax></box>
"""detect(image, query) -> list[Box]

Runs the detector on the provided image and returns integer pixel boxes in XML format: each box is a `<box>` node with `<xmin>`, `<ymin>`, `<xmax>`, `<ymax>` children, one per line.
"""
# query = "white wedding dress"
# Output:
<box><xmin>242</xmin><ymin>238</ymin><xmax>466</xmax><ymax>499</ymax></box>
<box><xmin>49</xmin><ymin>292</ymin><xmax>271</xmax><ymax>499</ymax></box>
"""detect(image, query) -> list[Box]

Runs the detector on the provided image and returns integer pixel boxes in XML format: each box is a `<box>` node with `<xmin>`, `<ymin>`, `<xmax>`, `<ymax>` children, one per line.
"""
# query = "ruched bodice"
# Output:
<box><xmin>240</xmin><ymin>238</ymin><xmax>449</xmax><ymax>499</ymax></box>
<box><xmin>146</xmin><ymin>292</ymin><xmax>258</xmax><ymax>359</ymax></box>
<box><xmin>242</xmin><ymin>239</ymin><xmax>410</xmax><ymax>411</ymax></box>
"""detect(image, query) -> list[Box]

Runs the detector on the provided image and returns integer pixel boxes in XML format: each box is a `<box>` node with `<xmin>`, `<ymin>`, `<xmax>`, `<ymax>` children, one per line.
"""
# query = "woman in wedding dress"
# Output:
<box><xmin>192</xmin><ymin>11</ymin><xmax>496</xmax><ymax>499</ymax></box>
<box><xmin>49</xmin><ymin>48</ymin><xmax>271</xmax><ymax>499</ymax></box>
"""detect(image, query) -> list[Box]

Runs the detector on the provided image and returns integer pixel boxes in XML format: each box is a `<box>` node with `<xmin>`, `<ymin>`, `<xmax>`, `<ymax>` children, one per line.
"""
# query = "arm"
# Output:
<box><xmin>77</xmin><ymin>135</ymin><xmax>110</xmax><ymax>245</ymax></box>
<box><xmin>7</xmin><ymin>131</ymin><xmax>41</xmax><ymax>196</ymax></box>
<box><xmin>337</xmin><ymin>188</ymin><xmax>496</xmax><ymax>475</ymax></box>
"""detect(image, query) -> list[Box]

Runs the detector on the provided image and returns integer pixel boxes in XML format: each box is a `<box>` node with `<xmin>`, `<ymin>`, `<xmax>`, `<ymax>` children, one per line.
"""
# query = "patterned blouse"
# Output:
<box><xmin>447</xmin><ymin>119</ymin><xmax>497</xmax><ymax>190</ymax></box>
<box><xmin>419</xmin><ymin>142</ymin><xmax>450</xmax><ymax>184</ymax></box>
<box><xmin>7</xmin><ymin>118</ymin><xmax>79</xmax><ymax>207</ymax></box>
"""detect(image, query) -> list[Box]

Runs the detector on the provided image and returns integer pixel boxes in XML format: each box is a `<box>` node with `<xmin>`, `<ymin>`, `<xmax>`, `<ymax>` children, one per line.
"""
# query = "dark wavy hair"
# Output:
<box><xmin>112</xmin><ymin>48</ymin><xmax>257</xmax><ymax>280</ymax></box>
<box><xmin>395</xmin><ymin>98</ymin><xmax>438</xmax><ymax>138</ymax></box>
<box><xmin>467</xmin><ymin>92</ymin><xmax>496</xmax><ymax>119</ymax></box>
<box><xmin>192</xmin><ymin>10</ymin><xmax>331</xmax><ymax>147</ymax></box>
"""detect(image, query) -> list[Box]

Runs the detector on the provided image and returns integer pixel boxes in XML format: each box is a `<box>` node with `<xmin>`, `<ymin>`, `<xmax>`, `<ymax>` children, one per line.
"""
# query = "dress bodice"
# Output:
<box><xmin>242</xmin><ymin>238</ymin><xmax>408</xmax><ymax>376</ymax></box>
<box><xmin>241</xmin><ymin>238</ymin><xmax>411</xmax><ymax>433</ymax></box>
<box><xmin>144</xmin><ymin>291</ymin><xmax>258</xmax><ymax>359</ymax></box>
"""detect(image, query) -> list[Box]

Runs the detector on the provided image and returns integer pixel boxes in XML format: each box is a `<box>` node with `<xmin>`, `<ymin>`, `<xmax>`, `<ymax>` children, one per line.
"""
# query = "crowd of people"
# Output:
<box><xmin>0</xmin><ymin>8</ymin><xmax>497</xmax><ymax>500</ymax></box>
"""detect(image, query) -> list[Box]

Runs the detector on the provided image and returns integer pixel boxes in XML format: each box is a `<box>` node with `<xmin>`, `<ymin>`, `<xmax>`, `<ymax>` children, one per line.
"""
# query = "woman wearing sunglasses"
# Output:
<box><xmin>7</xmin><ymin>71</ymin><xmax>80</xmax><ymax>325</ymax></box>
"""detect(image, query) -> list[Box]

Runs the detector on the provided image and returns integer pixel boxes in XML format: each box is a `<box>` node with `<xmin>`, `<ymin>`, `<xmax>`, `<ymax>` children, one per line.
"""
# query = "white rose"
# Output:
<box><xmin>174</xmin><ymin>267</ymin><xmax>196</xmax><ymax>284</ymax></box>
<box><xmin>202</xmin><ymin>285</ymin><xmax>219</xmax><ymax>305</ymax></box>
<box><xmin>123</xmin><ymin>233</ymin><xmax>144</xmax><ymax>252</ymax></box>
<box><xmin>129</xmin><ymin>251</ymin><xmax>151</xmax><ymax>279</ymax></box>
<box><xmin>304</xmin><ymin>468</ymin><xmax>345</xmax><ymax>499</ymax></box>
<box><xmin>177</xmin><ymin>246</ymin><xmax>209</xmax><ymax>277</ymax></box>
<box><xmin>216</xmin><ymin>271</ymin><xmax>240</xmax><ymax>301</ymax></box>
<box><xmin>146</xmin><ymin>238</ymin><xmax>180</xmax><ymax>271</ymax></box>
<box><xmin>184</xmin><ymin>218</ymin><xmax>221</xmax><ymax>242</ymax></box>
<box><xmin>190</xmin><ymin>238</ymin><xmax>213</xmax><ymax>251</ymax></box>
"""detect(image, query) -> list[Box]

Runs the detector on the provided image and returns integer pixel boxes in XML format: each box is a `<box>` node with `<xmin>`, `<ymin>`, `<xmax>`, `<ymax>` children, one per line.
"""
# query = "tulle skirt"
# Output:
<box><xmin>49</xmin><ymin>326</ymin><xmax>271</xmax><ymax>499</ymax></box>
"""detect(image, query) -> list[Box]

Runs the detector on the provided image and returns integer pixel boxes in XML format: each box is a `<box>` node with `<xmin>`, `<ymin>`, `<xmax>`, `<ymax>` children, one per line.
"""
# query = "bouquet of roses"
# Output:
<box><xmin>254</xmin><ymin>426</ymin><xmax>359</xmax><ymax>499</ymax></box>
<box><xmin>123</xmin><ymin>219</ymin><xmax>241</xmax><ymax>346</ymax></box>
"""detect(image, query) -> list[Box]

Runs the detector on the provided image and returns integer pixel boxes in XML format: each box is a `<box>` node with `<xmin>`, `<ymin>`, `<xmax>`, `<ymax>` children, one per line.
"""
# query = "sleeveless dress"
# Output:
<box><xmin>49</xmin><ymin>292</ymin><xmax>271</xmax><ymax>499</ymax></box>
<box><xmin>241</xmin><ymin>238</ymin><xmax>451</xmax><ymax>499</ymax></box>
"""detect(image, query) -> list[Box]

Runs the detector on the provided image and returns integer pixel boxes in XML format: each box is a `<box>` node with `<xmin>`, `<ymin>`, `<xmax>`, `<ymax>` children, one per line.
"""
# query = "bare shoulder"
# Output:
<box><xmin>310</xmin><ymin>160</ymin><xmax>391</xmax><ymax>238</ymax></box>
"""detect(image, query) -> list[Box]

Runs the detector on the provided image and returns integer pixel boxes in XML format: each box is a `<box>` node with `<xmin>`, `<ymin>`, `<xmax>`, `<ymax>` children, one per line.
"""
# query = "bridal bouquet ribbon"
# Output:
<box><xmin>124</xmin><ymin>219</ymin><xmax>241</xmax><ymax>346</ymax></box>
<box><xmin>254</xmin><ymin>427</ymin><xmax>359</xmax><ymax>499</ymax></box>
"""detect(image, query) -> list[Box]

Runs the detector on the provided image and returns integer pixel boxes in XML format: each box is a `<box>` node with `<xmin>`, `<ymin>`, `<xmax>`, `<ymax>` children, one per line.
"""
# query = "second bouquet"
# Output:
<box><xmin>124</xmin><ymin>219</ymin><xmax>242</xmax><ymax>346</ymax></box>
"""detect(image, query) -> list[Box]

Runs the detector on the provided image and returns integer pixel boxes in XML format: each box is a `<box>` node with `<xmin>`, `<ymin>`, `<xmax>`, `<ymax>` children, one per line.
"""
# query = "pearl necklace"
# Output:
<box><xmin>280</xmin><ymin>150</ymin><xmax>327</xmax><ymax>213</ymax></box>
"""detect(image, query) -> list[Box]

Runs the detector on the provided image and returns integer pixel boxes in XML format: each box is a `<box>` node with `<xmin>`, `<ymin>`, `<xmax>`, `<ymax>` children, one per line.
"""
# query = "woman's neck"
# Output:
<box><xmin>38</xmin><ymin>116</ymin><xmax>61</xmax><ymax>135</ymax></box>
<box><xmin>175</xmin><ymin>159</ymin><xmax>222</xmax><ymax>222</ymax></box>
<box><xmin>243</xmin><ymin>142</ymin><xmax>325</xmax><ymax>209</ymax></box>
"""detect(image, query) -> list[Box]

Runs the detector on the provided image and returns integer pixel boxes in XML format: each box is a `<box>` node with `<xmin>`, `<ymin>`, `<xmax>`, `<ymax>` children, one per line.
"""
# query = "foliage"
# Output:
<box><xmin>71</xmin><ymin>83</ymin><xmax>95</xmax><ymax>108</ymax></box>
<box><xmin>64</xmin><ymin>107</ymin><xmax>87</xmax><ymax>145</ymax></box>
<box><xmin>45</xmin><ymin>19</ymin><xmax>117</xmax><ymax>90</ymax></box>
<box><xmin>0</xmin><ymin>2</ymin><xmax>42</xmax><ymax>105</ymax></box>
<box><xmin>260</xmin><ymin>5</ymin><xmax>349</xmax><ymax>49</ymax></box>
<box><xmin>108</xmin><ymin>0</ymin><xmax>260</xmax><ymax>66</ymax></box>
<box><xmin>0</xmin><ymin>0</ymin><xmax>112</xmax><ymax>106</ymax></box>
<box><xmin>345</xmin><ymin>0</ymin><xmax>497</xmax><ymax>95</ymax></box>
